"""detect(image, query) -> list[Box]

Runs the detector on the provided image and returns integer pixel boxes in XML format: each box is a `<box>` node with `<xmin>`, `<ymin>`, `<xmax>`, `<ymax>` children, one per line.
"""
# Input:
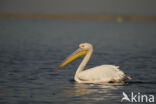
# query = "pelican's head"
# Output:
<box><xmin>56</xmin><ymin>43</ymin><xmax>93</xmax><ymax>70</ymax></box>
<box><xmin>79</xmin><ymin>43</ymin><xmax>93</xmax><ymax>50</ymax></box>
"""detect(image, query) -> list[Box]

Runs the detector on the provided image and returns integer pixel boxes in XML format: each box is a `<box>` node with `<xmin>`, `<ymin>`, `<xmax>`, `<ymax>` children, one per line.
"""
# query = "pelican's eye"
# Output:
<box><xmin>80</xmin><ymin>44</ymin><xmax>86</xmax><ymax>49</ymax></box>
<box><xmin>81</xmin><ymin>45</ymin><xmax>84</xmax><ymax>48</ymax></box>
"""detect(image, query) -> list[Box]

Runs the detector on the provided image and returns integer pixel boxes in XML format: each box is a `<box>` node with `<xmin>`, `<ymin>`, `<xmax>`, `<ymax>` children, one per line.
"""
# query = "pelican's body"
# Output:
<box><xmin>76</xmin><ymin>65</ymin><xmax>127</xmax><ymax>83</ymax></box>
<box><xmin>56</xmin><ymin>43</ymin><xmax>131</xmax><ymax>83</ymax></box>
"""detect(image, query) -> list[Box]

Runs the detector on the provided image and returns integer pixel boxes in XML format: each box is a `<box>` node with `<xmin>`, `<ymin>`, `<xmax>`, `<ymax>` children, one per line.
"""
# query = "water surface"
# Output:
<box><xmin>0</xmin><ymin>19</ymin><xmax>156</xmax><ymax>104</ymax></box>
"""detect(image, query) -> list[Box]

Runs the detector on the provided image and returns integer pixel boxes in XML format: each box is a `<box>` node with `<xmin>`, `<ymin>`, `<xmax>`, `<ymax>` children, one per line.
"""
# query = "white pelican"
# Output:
<box><xmin>56</xmin><ymin>43</ymin><xmax>131</xmax><ymax>83</ymax></box>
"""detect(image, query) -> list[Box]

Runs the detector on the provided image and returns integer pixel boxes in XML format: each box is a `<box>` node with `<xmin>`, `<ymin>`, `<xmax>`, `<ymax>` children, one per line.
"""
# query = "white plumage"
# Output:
<box><xmin>78</xmin><ymin>65</ymin><xmax>126</xmax><ymax>83</ymax></box>
<box><xmin>57</xmin><ymin>43</ymin><xmax>131</xmax><ymax>83</ymax></box>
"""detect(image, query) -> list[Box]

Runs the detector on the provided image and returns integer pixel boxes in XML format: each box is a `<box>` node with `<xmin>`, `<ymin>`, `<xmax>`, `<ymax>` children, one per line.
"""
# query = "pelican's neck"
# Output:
<box><xmin>74</xmin><ymin>48</ymin><xmax>93</xmax><ymax>80</ymax></box>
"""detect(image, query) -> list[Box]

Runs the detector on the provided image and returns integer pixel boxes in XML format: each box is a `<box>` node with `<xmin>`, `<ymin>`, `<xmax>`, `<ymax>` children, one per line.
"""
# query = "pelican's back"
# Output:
<box><xmin>78</xmin><ymin>65</ymin><xmax>126</xmax><ymax>83</ymax></box>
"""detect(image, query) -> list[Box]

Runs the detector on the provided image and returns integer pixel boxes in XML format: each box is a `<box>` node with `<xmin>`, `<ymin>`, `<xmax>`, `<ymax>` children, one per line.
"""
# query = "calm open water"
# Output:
<box><xmin>0</xmin><ymin>19</ymin><xmax>156</xmax><ymax>104</ymax></box>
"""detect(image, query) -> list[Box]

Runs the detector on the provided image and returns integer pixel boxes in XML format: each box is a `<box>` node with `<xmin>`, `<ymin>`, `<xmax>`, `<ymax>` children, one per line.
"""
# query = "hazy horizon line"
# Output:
<box><xmin>0</xmin><ymin>12</ymin><xmax>156</xmax><ymax>21</ymax></box>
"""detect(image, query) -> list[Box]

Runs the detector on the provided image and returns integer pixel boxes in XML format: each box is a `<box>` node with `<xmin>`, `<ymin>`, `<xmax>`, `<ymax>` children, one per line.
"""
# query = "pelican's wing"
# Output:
<box><xmin>78</xmin><ymin>65</ymin><xmax>126</xmax><ymax>82</ymax></box>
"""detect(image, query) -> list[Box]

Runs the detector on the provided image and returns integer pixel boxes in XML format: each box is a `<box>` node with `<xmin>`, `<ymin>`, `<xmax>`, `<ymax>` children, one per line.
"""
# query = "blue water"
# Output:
<box><xmin>0</xmin><ymin>19</ymin><xmax>156</xmax><ymax>104</ymax></box>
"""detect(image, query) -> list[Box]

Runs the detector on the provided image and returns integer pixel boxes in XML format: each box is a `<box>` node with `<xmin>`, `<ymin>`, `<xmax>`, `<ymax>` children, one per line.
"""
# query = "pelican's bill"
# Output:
<box><xmin>56</xmin><ymin>48</ymin><xmax>88</xmax><ymax>70</ymax></box>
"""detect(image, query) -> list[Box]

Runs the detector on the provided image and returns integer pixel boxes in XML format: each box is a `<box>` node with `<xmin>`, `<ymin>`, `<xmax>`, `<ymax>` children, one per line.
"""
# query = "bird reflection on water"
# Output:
<box><xmin>58</xmin><ymin>82</ymin><xmax>123</xmax><ymax>103</ymax></box>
